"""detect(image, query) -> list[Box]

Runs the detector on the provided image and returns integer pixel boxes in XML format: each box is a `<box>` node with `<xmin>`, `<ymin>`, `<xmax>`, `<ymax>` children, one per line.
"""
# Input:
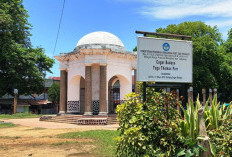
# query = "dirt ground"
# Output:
<box><xmin>0</xmin><ymin>118</ymin><xmax>118</xmax><ymax>157</ymax></box>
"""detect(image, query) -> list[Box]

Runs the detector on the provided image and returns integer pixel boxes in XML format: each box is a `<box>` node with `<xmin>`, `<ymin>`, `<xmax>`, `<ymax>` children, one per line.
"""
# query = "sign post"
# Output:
<box><xmin>136</xmin><ymin>31</ymin><xmax>192</xmax><ymax>102</ymax></box>
<box><xmin>137</xmin><ymin>37</ymin><xmax>193</xmax><ymax>83</ymax></box>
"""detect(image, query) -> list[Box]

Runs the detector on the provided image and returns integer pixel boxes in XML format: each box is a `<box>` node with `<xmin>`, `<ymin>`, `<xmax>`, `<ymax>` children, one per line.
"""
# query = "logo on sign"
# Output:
<box><xmin>163</xmin><ymin>43</ymin><xmax>170</xmax><ymax>51</ymax></box>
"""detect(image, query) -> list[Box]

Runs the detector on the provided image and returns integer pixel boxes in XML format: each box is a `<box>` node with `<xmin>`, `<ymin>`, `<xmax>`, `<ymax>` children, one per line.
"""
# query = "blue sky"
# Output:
<box><xmin>23</xmin><ymin>0</ymin><xmax>232</xmax><ymax>77</ymax></box>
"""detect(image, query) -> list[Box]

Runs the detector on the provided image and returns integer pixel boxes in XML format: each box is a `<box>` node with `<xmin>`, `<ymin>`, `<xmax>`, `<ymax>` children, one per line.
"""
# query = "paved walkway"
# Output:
<box><xmin>1</xmin><ymin>118</ymin><xmax>119</xmax><ymax>130</ymax></box>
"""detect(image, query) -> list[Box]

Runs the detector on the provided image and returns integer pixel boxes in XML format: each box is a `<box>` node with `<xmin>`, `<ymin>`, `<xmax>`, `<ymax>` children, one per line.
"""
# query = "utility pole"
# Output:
<box><xmin>13</xmin><ymin>89</ymin><xmax>18</xmax><ymax>114</ymax></box>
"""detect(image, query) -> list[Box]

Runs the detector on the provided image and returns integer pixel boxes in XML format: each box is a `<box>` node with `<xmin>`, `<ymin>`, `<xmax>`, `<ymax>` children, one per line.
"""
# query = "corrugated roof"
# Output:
<box><xmin>45</xmin><ymin>79</ymin><xmax>54</xmax><ymax>87</ymax></box>
<box><xmin>0</xmin><ymin>99</ymin><xmax>52</xmax><ymax>106</ymax></box>
<box><xmin>53</xmin><ymin>77</ymin><xmax>60</xmax><ymax>81</ymax></box>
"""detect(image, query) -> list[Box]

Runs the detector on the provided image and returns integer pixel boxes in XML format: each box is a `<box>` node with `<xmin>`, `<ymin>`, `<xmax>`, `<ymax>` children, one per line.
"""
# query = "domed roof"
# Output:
<box><xmin>74</xmin><ymin>31</ymin><xmax>127</xmax><ymax>53</ymax></box>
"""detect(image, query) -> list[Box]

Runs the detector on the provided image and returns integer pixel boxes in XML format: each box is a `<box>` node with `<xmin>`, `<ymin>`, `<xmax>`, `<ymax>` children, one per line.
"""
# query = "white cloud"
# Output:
<box><xmin>206</xmin><ymin>19</ymin><xmax>232</xmax><ymax>39</ymax></box>
<box><xmin>206</xmin><ymin>19</ymin><xmax>232</xmax><ymax>28</ymax></box>
<box><xmin>114</xmin><ymin>0</ymin><xmax>232</xmax><ymax>21</ymax></box>
<box><xmin>114</xmin><ymin>0</ymin><xmax>232</xmax><ymax>34</ymax></box>
<box><xmin>139</xmin><ymin>0</ymin><xmax>232</xmax><ymax>19</ymax></box>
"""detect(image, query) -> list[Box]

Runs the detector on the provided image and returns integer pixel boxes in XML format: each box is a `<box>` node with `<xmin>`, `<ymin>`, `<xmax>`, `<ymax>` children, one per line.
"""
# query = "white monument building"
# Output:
<box><xmin>55</xmin><ymin>31</ymin><xmax>137</xmax><ymax>115</ymax></box>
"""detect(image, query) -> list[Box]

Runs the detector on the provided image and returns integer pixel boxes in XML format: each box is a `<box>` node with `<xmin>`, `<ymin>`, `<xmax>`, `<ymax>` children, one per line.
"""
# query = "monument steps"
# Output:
<box><xmin>107</xmin><ymin>114</ymin><xmax>119</xmax><ymax>124</ymax></box>
<box><xmin>40</xmin><ymin>114</ymin><xmax>119</xmax><ymax>125</ymax></box>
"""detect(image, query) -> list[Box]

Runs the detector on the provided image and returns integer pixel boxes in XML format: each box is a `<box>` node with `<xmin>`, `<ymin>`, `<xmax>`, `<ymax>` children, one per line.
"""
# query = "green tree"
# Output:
<box><xmin>0</xmin><ymin>0</ymin><xmax>54</xmax><ymax>96</ymax></box>
<box><xmin>223</xmin><ymin>28</ymin><xmax>232</xmax><ymax>54</ymax></box>
<box><xmin>143</xmin><ymin>21</ymin><xmax>231</xmax><ymax>101</ymax></box>
<box><xmin>220</xmin><ymin>28</ymin><xmax>232</xmax><ymax>101</ymax></box>
<box><xmin>48</xmin><ymin>83</ymin><xmax>60</xmax><ymax>104</ymax></box>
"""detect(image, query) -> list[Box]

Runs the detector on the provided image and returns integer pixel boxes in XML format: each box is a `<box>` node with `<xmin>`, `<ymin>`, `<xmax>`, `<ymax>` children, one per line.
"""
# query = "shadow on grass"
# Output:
<box><xmin>25</xmin><ymin>127</ymin><xmax>46</xmax><ymax>131</ymax></box>
<box><xmin>58</xmin><ymin>130</ymin><xmax>119</xmax><ymax>157</ymax></box>
<box><xmin>0</xmin><ymin>136</ymin><xmax>21</xmax><ymax>139</ymax></box>
<box><xmin>50</xmin><ymin>141</ymin><xmax>79</xmax><ymax>146</ymax></box>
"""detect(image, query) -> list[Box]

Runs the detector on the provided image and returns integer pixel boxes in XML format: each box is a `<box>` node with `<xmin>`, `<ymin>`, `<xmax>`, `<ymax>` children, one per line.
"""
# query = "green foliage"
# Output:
<box><xmin>0</xmin><ymin>0</ymin><xmax>54</xmax><ymax>96</ymax></box>
<box><xmin>223</xmin><ymin>28</ymin><xmax>232</xmax><ymax>54</ymax></box>
<box><xmin>179</xmin><ymin>94</ymin><xmax>232</xmax><ymax>133</ymax></box>
<box><xmin>208</xmin><ymin>119</ymin><xmax>232</xmax><ymax>156</ymax></box>
<box><xmin>116</xmin><ymin>91</ymin><xmax>204</xmax><ymax>157</ymax></box>
<box><xmin>176</xmin><ymin>138</ymin><xmax>207</xmax><ymax>157</ymax></box>
<box><xmin>48</xmin><ymin>83</ymin><xmax>60</xmax><ymax>103</ymax></box>
<box><xmin>133</xmin><ymin>46</ymin><xmax>137</xmax><ymax>51</ymax></box>
<box><xmin>204</xmin><ymin>96</ymin><xmax>232</xmax><ymax>130</ymax></box>
<box><xmin>204</xmin><ymin>96</ymin><xmax>232</xmax><ymax>156</ymax></box>
<box><xmin>179</xmin><ymin>98</ymin><xmax>201</xmax><ymax>139</ymax></box>
<box><xmin>0</xmin><ymin>122</ymin><xmax>16</xmax><ymax>128</ymax></box>
<box><xmin>0</xmin><ymin>113</ymin><xmax>41</xmax><ymax>119</ymax></box>
<box><xmin>179</xmin><ymin>95</ymin><xmax>232</xmax><ymax>156</ymax></box>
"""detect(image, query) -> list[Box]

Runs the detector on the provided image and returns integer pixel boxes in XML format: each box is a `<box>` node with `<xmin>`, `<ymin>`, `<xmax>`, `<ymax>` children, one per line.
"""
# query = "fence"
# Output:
<box><xmin>187</xmin><ymin>87</ymin><xmax>217</xmax><ymax>105</ymax></box>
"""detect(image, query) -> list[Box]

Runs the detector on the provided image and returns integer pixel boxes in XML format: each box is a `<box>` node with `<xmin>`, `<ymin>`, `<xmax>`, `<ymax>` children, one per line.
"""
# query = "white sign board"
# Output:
<box><xmin>137</xmin><ymin>37</ymin><xmax>192</xmax><ymax>83</ymax></box>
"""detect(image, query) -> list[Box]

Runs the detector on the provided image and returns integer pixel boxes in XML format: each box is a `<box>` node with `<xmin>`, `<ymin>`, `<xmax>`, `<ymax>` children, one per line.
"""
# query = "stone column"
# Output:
<box><xmin>189</xmin><ymin>86</ymin><xmax>193</xmax><ymax>103</ymax></box>
<box><xmin>108</xmin><ymin>85</ymin><xmax>113</xmax><ymax>113</ymax></box>
<box><xmin>202</xmin><ymin>88</ymin><xmax>206</xmax><ymax>105</ymax></box>
<box><xmin>214</xmin><ymin>88</ymin><xmax>217</xmax><ymax>95</ymax></box>
<box><xmin>214</xmin><ymin>88</ymin><xmax>217</xmax><ymax>104</ymax></box>
<box><xmin>99</xmin><ymin>65</ymin><xmax>107</xmax><ymax>115</ymax></box>
<box><xmin>214</xmin><ymin>88</ymin><xmax>217</xmax><ymax>102</ymax></box>
<box><xmin>59</xmin><ymin>70</ymin><xmax>67</xmax><ymax>114</ymax></box>
<box><xmin>209</xmin><ymin>88</ymin><xmax>213</xmax><ymax>105</ymax></box>
<box><xmin>134</xmin><ymin>69</ymin><xmax>138</xmax><ymax>94</ymax></box>
<box><xmin>84</xmin><ymin>65</ymin><xmax>92</xmax><ymax>115</ymax></box>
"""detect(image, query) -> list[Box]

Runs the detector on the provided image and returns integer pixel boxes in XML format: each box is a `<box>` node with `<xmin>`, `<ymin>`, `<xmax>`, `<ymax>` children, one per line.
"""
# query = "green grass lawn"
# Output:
<box><xmin>58</xmin><ymin>130</ymin><xmax>119</xmax><ymax>157</ymax></box>
<box><xmin>0</xmin><ymin>122</ymin><xmax>16</xmax><ymax>128</ymax></box>
<box><xmin>0</xmin><ymin>113</ymin><xmax>42</xmax><ymax>119</ymax></box>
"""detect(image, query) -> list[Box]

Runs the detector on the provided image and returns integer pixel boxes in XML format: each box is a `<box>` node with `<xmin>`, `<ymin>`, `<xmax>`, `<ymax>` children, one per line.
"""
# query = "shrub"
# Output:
<box><xmin>116</xmin><ymin>91</ymin><xmax>204</xmax><ymax>157</ymax></box>
<box><xmin>208</xmin><ymin>119</ymin><xmax>232</xmax><ymax>156</ymax></box>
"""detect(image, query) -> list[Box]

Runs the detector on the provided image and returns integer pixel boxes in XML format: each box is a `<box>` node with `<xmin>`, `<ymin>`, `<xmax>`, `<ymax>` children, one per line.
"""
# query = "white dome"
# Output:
<box><xmin>77</xmin><ymin>31</ymin><xmax>124</xmax><ymax>47</ymax></box>
<box><xmin>75</xmin><ymin>31</ymin><xmax>127</xmax><ymax>53</ymax></box>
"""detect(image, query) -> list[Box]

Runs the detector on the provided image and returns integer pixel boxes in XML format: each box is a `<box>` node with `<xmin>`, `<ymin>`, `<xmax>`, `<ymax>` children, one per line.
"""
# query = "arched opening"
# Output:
<box><xmin>112</xmin><ymin>80</ymin><xmax>120</xmax><ymax>113</ymax></box>
<box><xmin>108</xmin><ymin>75</ymin><xmax>130</xmax><ymax>113</ymax></box>
<box><xmin>67</xmin><ymin>75</ymin><xmax>85</xmax><ymax>114</ymax></box>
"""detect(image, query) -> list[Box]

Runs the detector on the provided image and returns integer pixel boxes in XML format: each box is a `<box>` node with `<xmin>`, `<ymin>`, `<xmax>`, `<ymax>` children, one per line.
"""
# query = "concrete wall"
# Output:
<box><xmin>68</xmin><ymin>57</ymin><xmax>85</xmax><ymax>81</ymax></box>
<box><xmin>68</xmin><ymin>75</ymin><xmax>81</xmax><ymax>101</ymax></box>
<box><xmin>67</xmin><ymin>57</ymin><xmax>85</xmax><ymax>101</ymax></box>
<box><xmin>107</xmin><ymin>55</ymin><xmax>134</xmax><ymax>100</ymax></box>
